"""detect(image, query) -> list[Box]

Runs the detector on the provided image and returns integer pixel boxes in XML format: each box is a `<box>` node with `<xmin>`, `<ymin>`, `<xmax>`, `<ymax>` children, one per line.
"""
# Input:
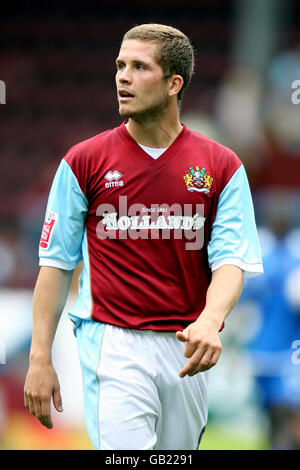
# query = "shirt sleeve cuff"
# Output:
<box><xmin>211</xmin><ymin>258</ymin><xmax>264</xmax><ymax>278</ymax></box>
<box><xmin>39</xmin><ymin>258</ymin><xmax>75</xmax><ymax>270</ymax></box>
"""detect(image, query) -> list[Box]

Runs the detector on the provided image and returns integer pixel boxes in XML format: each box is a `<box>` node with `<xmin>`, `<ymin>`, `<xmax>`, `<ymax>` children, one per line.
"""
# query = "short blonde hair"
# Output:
<box><xmin>122</xmin><ymin>24</ymin><xmax>195</xmax><ymax>105</ymax></box>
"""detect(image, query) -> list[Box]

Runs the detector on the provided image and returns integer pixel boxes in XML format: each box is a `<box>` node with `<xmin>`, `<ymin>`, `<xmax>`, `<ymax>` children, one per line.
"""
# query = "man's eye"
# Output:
<box><xmin>117</xmin><ymin>63</ymin><xmax>125</xmax><ymax>70</ymax></box>
<box><xmin>136</xmin><ymin>64</ymin><xmax>145</xmax><ymax>70</ymax></box>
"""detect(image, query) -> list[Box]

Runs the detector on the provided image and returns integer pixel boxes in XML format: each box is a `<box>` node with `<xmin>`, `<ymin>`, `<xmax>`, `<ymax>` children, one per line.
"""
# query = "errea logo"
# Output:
<box><xmin>104</xmin><ymin>170</ymin><xmax>124</xmax><ymax>189</ymax></box>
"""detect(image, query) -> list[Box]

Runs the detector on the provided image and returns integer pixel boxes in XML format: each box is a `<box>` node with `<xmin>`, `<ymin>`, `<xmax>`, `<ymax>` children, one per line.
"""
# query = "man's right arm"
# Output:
<box><xmin>24</xmin><ymin>266</ymin><xmax>73</xmax><ymax>429</ymax></box>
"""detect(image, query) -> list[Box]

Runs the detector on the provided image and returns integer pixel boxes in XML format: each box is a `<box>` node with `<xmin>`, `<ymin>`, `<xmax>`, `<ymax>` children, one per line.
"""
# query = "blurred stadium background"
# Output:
<box><xmin>1</xmin><ymin>0</ymin><xmax>300</xmax><ymax>450</ymax></box>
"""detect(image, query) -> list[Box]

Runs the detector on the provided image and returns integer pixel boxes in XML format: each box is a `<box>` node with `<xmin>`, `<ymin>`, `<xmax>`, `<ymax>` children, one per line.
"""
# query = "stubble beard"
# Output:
<box><xmin>119</xmin><ymin>94</ymin><xmax>169</xmax><ymax>124</ymax></box>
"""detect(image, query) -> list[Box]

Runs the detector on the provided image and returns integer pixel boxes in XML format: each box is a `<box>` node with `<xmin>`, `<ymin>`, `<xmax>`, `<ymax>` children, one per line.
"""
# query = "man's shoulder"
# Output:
<box><xmin>187</xmin><ymin>127</ymin><xmax>241</xmax><ymax>163</ymax></box>
<box><xmin>65</xmin><ymin>126</ymin><xmax>119</xmax><ymax>159</ymax></box>
<box><xmin>186</xmin><ymin>127</ymin><xmax>243</xmax><ymax>190</ymax></box>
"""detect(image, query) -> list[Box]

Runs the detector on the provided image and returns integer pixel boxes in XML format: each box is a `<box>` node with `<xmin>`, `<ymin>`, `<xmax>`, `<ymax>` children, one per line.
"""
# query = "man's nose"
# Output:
<box><xmin>118</xmin><ymin>66</ymin><xmax>131</xmax><ymax>83</ymax></box>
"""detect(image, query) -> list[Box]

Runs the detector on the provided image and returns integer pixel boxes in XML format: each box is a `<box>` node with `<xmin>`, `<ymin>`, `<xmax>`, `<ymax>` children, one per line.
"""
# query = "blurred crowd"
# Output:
<box><xmin>184</xmin><ymin>34</ymin><xmax>300</xmax><ymax>450</ymax></box>
<box><xmin>0</xmin><ymin>0</ymin><xmax>300</xmax><ymax>450</ymax></box>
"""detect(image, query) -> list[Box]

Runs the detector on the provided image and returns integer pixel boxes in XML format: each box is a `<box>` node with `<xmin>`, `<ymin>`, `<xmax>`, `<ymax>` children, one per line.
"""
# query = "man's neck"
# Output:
<box><xmin>125</xmin><ymin>114</ymin><xmax>183</xmax><ymax>149</ymax></box>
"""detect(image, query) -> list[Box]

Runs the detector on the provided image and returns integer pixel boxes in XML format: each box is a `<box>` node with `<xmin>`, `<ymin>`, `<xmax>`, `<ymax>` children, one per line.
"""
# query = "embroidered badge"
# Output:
<box><xmin>39</xmin><ymin>211</ymin><xmax>58</xmax><ymax>249</ymax></box>
<box><xmin>183</xmin><ymin>166</ymin><xmax>214</xmax><ymax>193</ymax></box>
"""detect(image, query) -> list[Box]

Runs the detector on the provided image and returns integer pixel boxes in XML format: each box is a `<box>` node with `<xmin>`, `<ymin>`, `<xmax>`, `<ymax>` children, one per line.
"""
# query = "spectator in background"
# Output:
<box><xmin>214</xmin><ymin>66</ymin><xmax>269</xmax><ymax>189</ymax></box>
<box><xmin>264</xmin><ymin>40</ymin><xmax>300</xmax><ymax>155</ymax></box>
<box><xmin>0</xmin><ymin>221</ymin><xmax>18</xmax><ymax>286</ymax></box>
<box><xmin>239</xmin><ymin>212</ymin><xmax>300</xmax><ymax>449</ymax></box>
<box><xmin>260</xmin><ymin>40</ymin><xmax>300</xmax><ymax>188</ymax></box>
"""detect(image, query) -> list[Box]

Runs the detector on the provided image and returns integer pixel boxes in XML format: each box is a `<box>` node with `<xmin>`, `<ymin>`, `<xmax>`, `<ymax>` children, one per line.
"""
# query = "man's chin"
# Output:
<box><xmin>119</xmin><ymin>109</ymin><xmax>144</xmax><ymax>123</ymax></box>
<box><xmin>119</xmin><ymin>108</ymin><xmax>133</xmax><ymax>119</ymax></box>
<box><xmin>119</xmin><ymin>106</ymin><xmax>166</xmax><ymax>124</ymax></box>
<box><xmin>119</xmin><ymin>104</ymin><xmax>139</xmax><ymax>119</ymax></box>
<box><xmin>118</xmin><ymin>94</ymin><xmax>169</xmax><ymax>122</ymax></box>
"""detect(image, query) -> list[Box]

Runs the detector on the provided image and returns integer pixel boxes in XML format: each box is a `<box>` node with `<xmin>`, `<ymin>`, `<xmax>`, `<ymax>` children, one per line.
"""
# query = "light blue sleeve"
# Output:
<box><xmin>207</xmin><ymin>165</ymin><xmax>263</xmax><ymax>278</ymax></box>
<box><xmin>39</xmin><ymin>159</ymin><xmax>88</xmax><ymax>270</ymax></box>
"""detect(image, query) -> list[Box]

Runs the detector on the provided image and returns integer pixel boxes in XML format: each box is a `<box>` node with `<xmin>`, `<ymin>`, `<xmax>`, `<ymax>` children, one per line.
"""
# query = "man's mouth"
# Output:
<box><xmin>119</xmin><ymin>90</ymin><xmax>135</xmax><ymax>101</ymax></box>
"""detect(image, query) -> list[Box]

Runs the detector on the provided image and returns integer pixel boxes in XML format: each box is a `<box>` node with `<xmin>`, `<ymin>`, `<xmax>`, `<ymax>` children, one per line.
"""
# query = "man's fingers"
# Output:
<box><xmin>194</xmin><ymin>348</ymin><xmax>215</xmax><ymax>374</ymax></box>
<box><xmin>24</xmin><ymin>390</ymin><xmax>54</xmax><ymax>429</ymax></box>
<box><xmin>40</xmin><ymin>397</ymin><xmax>53</xmax><ymax>429</ymax></box>
<box><xmin>27</xmin><ymin>395</ymin><xmax>36</xmax><ymax>416</ymax></box>
<box><xmin>179</xmin><ymin>358</ymin><xmax>198</xmax><ymax>378</ymax></box>
<box><xmin>179</xmin><ymin>343</ymin><xmax>221</xmax><ymax>378</ymax></box>
<box><xmin>52</xmin><ymin>386</ymin><xmax>63</xmax><ymax>413</ymax></box>
<box><xmin>176</xmin><ymin>330</ymin><xmax>188</xmax><ymax>342</ymax></box>
<box><xmin>26</xmin><ymin>394</ymin><xmax>50</xmax><ymax>429</ymax></box>
<box><xmin>33</xmin><ymin>398</ymin><xmax>42</xmax><ymax>419</ymax></box>
<box><xmin>183</xmin><ymin>341</ymin><xmax>197</xmax><ymax>359</ymax></box>
<box><xmin>24</xmin><ymin>393</ymin><xmax>28</xmax><ymax>409</ymax></box>
<box><xmin>179</xmin><ymin>346</ymin><xmax>206</xmax><ymax>378</ymax></box>
<box><xmin>210</xmin><ymin>348</ymin><xmax>222</xmax><ymax>368</ymax></box>
<box><xmin>24</xmin><ymin>364</ymin><xmax>62</xmax><ymax>430</ymax></box>
<box><xmin>176</xmin><ymin>330</ymin><xmax>196</xmax><ymax>358</ymax></box>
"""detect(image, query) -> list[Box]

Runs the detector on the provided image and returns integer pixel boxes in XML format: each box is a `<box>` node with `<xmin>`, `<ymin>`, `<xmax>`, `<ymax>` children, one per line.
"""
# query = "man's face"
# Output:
<box><xmin>116</xmin><ymin>39</ymin><xmax>170</xmax><ymax>122</ymax></box>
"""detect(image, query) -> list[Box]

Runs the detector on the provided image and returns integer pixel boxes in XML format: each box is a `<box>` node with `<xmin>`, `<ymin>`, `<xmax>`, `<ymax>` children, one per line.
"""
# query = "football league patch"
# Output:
<box><xmin>39</xmin><ymin>211</ymin><xmax>58</xmax><ymax>249</ymax></box>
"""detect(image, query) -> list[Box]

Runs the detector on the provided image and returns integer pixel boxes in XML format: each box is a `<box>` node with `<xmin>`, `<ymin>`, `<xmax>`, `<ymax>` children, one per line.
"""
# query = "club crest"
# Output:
<box><xmin>183</xmin><ymin>166</ymin><xmax>214</xmax><ymax>193</ymax></box>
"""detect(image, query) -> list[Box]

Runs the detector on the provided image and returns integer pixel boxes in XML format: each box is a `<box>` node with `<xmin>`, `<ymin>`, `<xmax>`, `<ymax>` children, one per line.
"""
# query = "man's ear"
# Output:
<box><xmin>168</xmin><ymin>75</ymin><xmax>184</xmax><ymax>98</ymax></box>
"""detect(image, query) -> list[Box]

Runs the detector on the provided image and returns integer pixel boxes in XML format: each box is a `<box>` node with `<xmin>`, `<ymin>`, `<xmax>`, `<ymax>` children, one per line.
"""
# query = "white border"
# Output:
<box><xmin>211</xmin><ymin>258</ymin><xmax>264</xmax><ymax>278</ymax></box>
<box><xmin>39</xmin><ymin>258</ymin><xmax>74</xmax><ymax>271</ymax></box>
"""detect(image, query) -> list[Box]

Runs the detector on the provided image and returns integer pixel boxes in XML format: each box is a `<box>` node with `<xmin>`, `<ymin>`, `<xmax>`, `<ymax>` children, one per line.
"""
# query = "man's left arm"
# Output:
<box><xmin>176</xmin><ymin>264</ymin><xmax>243</xmax><ymax>378</ymax></box>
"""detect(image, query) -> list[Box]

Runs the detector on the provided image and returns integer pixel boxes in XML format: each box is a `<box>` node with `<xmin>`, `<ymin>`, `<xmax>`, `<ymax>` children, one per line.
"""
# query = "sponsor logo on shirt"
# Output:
<box><xmin>39</xmin><ymin>211</ymin><xmax>58</xmax><ymax>249</ymax></box>
<box><xmin>183</xmin><ymin>166</ymin><xmax>213</xmax><ymax>193</ymax></box>
<box><xmin>96</xmin><ymin>197</ymin><xmax>206</xmax><ymax>251</ymax></box>
<box><xmin>104</xmin><ymin>170</ymin><xmax>124</xmax><ymax>189</ymax></box>
<box><xmin>101</xmin><ymin>211</ymin><xmax>205</xmax><ymax>231</ymax></box>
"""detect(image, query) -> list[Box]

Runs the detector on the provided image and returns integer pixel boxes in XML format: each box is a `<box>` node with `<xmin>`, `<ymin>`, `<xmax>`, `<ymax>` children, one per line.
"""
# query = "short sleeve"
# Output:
<box><xmin>39</xmin><ymin>159</ymin><xmax>88</xmax><ymax>270</ymax></box>
<box><xmin>207</xmin><ymin>164</ymin><xmax>263</xmax><ymax>278</ymax></box>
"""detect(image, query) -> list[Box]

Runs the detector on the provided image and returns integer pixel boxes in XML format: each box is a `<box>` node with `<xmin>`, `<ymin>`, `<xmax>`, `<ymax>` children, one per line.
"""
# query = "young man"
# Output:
<box><xmin>24</xmin><ymin>24</ymin><xmax>263</xmax><ymax>450</ymax></box>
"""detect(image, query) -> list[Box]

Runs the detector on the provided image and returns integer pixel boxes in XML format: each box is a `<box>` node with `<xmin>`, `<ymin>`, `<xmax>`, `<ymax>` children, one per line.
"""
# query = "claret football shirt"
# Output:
<box><xmin>39</xmin><ymin>122</ymin><xmax>263</xmax><ymax>331</ymax></box>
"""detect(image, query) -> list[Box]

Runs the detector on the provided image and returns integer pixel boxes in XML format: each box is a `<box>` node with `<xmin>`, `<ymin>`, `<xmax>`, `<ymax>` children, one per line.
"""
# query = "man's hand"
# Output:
<box><xmin>176</xmin><ymin>265</ymin><xmax>243</xmax><ymax>378</ymax></box>
<box><xmin>23</xmin><ymin>266</ymin><xmax>72</xmax><ymax>428</ymax></box>
<box><xmin>176</xmin><ymin>315</ymin><xmax>222</xmax><ymax>378</ymax></box>
<box><xmin>24</xmin><ymin>360</ymin><xmax>63</xmax><ymax>429</ymax></box>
